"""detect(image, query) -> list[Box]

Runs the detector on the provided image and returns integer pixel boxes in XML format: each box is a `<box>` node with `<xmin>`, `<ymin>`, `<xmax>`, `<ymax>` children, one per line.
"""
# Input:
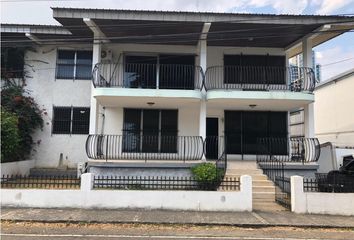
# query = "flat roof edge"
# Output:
<box><xmin>52</xmin><ymin>7</ymin><xmax>354</xmax><ymax>24</ymax></box>
<box><xmin>315</xmin><ymin>68</ymin><xmax>354</xmax><ymax>90</ymax></box>
<box><xmin>1</xmin><ymin>23</ymin><xmax>71</xmax><ymax>35</ymax></box>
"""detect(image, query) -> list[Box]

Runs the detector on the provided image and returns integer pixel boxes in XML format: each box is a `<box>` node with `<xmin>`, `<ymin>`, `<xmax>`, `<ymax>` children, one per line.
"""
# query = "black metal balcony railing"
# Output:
<box><xmin>205</xmin><ymin>66</ymin><xmax>315</xmax><ymax>92</ymax></box>
<box><xmin>257</xmin><ymin>137</ymin><xmax>320</xmax><ymax>163</ymax></box>
<box><xmin>92</xmin><ymin>62</ymin><xmax>204</xmax><ymax>90</ymax></box>
<box><xmin>86</xmin><ymin>134</ymin><xmax>204</xmax><ymax>161</ymax></box>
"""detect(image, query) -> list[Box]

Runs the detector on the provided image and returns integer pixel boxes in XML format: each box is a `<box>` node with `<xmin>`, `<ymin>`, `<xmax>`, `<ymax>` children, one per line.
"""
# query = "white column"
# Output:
<box><xmin>302</xmin><ymin>38</ymin><xmax>315</xmax><ymax>138</ymax></box>
<box><xmin>199</xmin><ymin>101</ymin><xmax>207</xmax><ymax>139</ymax></box>
<box><xmin>198</xmin><ymin>39</ymin><xmax>207</xmax><ymax>161</ymax></box>
<box><xmin>81</xmin><ymin>173</ymin><xmax>94</xmax><ymax>191</ymax></box>
<box><xmin>302</xmin><ymin>38</ymin><xmax>313</xmax><ymax>69</ymax></box>
<box><xmin>304</xmin><ymin>103</ymin><xmax>315</xmax><ymax>138</ymax></box>
<box><xmin>89</xmin><ymin>41</ymin><xmax>101</xmax><ymax>134</ymax></box>
<box><xmin>240</xmin><ymin>175</ymin><xmax>253</xmax><ymax>212</ymax></box>
<box><xmin>290</xmin><ymin>175</ymin><xmax>306</xmax><ymax>213</ymax></box>
<box><xmin>198</xmin><ymin>36</ymin><xmax>207</xmax><ymax>140</ymax></box>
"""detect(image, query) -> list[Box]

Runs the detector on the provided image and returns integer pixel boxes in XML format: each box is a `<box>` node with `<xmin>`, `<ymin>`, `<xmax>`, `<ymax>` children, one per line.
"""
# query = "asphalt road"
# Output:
<box><xmin>1</xmin><ymin>221</ymin><xmax>354</xmax><ymax>240</ymax></box>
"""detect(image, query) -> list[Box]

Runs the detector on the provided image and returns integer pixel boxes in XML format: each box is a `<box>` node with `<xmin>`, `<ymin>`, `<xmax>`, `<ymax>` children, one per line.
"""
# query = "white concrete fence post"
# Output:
<box><xmin>291</xmin><ymin>175</ymin><xmax>306</xmax><ymax>213</ymax></box>
<box><xmin>80</xmin><ymin>173</ymin><xmax>94</xmax><ymax>191</ymax></box>
<box><xmin>240</xmin><ymin>175</ymin><xmax>252</xmax><ymax>211</ymax></box>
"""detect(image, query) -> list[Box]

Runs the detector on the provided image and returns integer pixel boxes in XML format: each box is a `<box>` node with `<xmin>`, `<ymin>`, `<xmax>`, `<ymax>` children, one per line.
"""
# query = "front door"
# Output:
<box><xmin>206</xmin><ymin>118</ymin><xmax>219</xmax><ymax>159</ymax></box>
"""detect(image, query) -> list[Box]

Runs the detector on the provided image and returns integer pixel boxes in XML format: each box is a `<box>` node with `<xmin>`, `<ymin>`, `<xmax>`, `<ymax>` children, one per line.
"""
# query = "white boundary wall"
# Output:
<box><xmin>1</xmin><ymin>174</ymin><xmax>252</xmax><ymax>212</ymax></box>
<box><xmin>1</xmin><ymin>160</ymin><xmax>35</xmax><ymax>176</ymax></box>
<box><xmin>291</xmin><ymin>176</ymin><xmax>354</xmax><ymax>216</ymax></box>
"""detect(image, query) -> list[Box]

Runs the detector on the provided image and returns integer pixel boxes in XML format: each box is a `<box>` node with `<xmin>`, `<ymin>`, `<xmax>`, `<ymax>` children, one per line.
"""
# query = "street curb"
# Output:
<box><xmin>2</xmin><ymin>218</ymin><xmax>354</xmax><ymax>229</ymax></box>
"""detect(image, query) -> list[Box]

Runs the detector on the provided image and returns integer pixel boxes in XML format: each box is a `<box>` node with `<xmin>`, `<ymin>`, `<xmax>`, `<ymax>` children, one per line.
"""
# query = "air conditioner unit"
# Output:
<box><xmin>101</xmin><ymin>50</ymin><xmax>113</xmax><ymax>62</ymax></box>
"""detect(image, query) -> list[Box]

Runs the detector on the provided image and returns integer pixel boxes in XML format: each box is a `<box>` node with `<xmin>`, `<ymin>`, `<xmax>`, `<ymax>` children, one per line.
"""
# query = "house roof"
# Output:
<box><xmin>1</xmin><ymin>8</ymin><xmax>354</xmax><ymax>53</ymax></box>
<box><xmin>1</xmin><ymin>23</ymin><xmax>74</xmax><ymax>47</ymax></box>
<box><xmin>315</xmin><ymin>68</ymin><xmax>354</xmax><ymax>90</ymax></box>
<box><xmin>51</xmin><ymin>8</ymin><xmax>354</xmax><ymax>55</ymax></box>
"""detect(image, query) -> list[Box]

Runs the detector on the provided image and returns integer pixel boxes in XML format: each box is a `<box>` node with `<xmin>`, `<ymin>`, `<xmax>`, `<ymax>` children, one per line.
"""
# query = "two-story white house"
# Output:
<box><xmin>1</xmin><ymin>8</ymin><xmax>353</xmax><ymax>177</ymax></box>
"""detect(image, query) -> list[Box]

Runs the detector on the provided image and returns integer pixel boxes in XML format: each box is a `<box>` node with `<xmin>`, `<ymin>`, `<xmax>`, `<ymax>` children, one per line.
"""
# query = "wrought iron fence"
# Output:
<box><xmin>0</xmin><ymin>175</ymin><xmax>80</xmax><ymax>189</ymax></box>
<box><xmin>257</xmin><ymin>159</ymin><xmax>291</xmax><ymax>210</ymax></box>
<box><xmin>86</xmin><ymin>135</ymin><xmax>204</xmax><ymax>161</ymax></box>
<box><xmin>205</xmin><ymin>66</ymin><xmax>315</xmax><ymax>92</ymax></box>
<box><xmin>93</xmin><ymin>175</ymin><xmax>239</xmax><ymax>191</ymax></box>
<box><xmin>257</xmin><ymin>158</ymin><xmax>285</xmax><ymax>182</ymax></box>
<box><xmin>275</xmin><ymin>176</ymin><xmax>291</xmax><ymax>209</ymax></box>
<box><xmin>257</xmin><ymin>137</ymin><xmax>320</xmax><ymax>163</ymax></box>
<box><xmin>92</xmin><ymin>62</ymin><xmax>204</xmax><ymax>90</ymax></box>
<box><xmin>304</xmin><ymin>173</ymin><xmax>354</xmax><ymax>193</ymax></box>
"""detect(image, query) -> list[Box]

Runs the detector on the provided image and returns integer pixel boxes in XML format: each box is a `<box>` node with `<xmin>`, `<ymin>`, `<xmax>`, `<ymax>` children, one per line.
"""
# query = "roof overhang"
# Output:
<box><xmin>51</xmin><ymin>8</ymin><xmax>354</xmax><ymax>49</ymax></box>
<box><xmin>1</xmin><ymin>24</ymin><xmax>74</xmax><ymax>47</ymax></box>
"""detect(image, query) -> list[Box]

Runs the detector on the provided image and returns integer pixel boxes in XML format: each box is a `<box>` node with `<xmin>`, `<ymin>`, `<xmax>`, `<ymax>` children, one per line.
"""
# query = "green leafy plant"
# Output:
<box><xmin>191</xmin><ymin>162</ymin><xmax>221</xmax><ymax>183</ymax></box>
<box><xmin>1</xmin><ymin>83</ymin><xmax>43</xmax><ymax>162</ymax></box>
<box><xmin>1</xmin><ymin>108</ymin><xmax>21</xmax><ymax>162</ymax></box>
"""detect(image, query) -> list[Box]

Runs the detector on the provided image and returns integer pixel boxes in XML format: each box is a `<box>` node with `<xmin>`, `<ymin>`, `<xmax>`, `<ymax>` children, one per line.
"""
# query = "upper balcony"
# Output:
<box><xmin>205</xmin><ymin>65</ymin><xmax>315</xmax><ymax>92</ymax></box>
<box><xmin>205</xmin><ymin>65</ymin><xmax>316</xmax><ymax>111</ymax></box>
<box><xmin>92</xmin><ymin>61</ymin><xmax>204</xmax><ymax>107</ymax></box>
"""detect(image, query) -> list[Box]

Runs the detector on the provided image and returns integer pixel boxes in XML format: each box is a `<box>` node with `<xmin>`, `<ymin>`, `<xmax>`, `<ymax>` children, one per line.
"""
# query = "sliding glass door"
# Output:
<box><xmin>123</xmin><ymin>109</ymin><xmax>178</xmax><ymax>153</ymax></box>
<box><xmin>225</xmin><ymin>111</ymin><xmax>288</xmax><ymax>155</ymax></box>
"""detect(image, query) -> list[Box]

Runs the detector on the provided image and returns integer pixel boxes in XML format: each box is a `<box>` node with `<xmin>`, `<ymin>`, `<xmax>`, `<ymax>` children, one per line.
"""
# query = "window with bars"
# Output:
<box><xmin>52</xmin><ymin>107</ymin><xmax>90</xmax><ymax>134</ymax></box>
<box><xmin>56</xmin><ymin>50</ymin><xmax>93</xmax><ymax>80</ymax></box>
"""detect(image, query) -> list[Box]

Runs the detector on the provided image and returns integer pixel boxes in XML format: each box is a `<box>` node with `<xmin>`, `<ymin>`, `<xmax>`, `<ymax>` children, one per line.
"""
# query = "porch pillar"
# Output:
<box><xmin>197</xmin><ymin>23</ymin><xmax>210</xmax><ymax>161</ymax></box>
<box><xmin>89</xmin><ymin>38</ymin><xmax>102</xmax><ymax>134</ymax></box>
<box><xmin>302</xmin><ymin>37</ymin><xmax>313</xmax><ymax>69</ymax></box>
<box><xmin>302</xmin><ymin>38</ymin><xmax>315</xmax><ymax>138</ymax></box>
<box><xmin>198</xmin><ymin>38</ymin><xmax>207</xmax><ymax>141</ymax></box>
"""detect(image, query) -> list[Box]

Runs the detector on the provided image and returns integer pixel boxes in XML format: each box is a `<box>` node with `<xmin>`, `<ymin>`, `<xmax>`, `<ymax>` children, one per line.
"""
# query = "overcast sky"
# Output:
<box><xmin>1</xmin><ymin>0</ymin><xmax>354</xmax><ymax>80</ymax></box>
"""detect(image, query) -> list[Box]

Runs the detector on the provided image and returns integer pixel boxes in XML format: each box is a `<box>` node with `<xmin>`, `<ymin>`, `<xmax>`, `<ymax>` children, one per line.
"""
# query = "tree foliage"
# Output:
<box><xmin>1</xmin><ymin>71</ymin><xmax>43</xmax><ymax>162</ymax></box>
<box><xmin>1</xmin><ymin>108</ymin><xmax>21</xmax><ymax>162</ymax></box>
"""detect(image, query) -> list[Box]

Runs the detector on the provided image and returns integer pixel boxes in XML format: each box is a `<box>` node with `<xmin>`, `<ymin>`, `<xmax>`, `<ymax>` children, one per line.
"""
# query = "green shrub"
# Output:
<box><xmin>1</xmin><ymin>108</ymin><xmax>21</xmax><ymax>162</ymax></box>
<box><xmin>191</xmin><ymin>162</ymin><xmax>220</xmax><ymax>183</ymax></box>
<box><xmin>1</xmin><ymin>84</ymin><xmax>43</xmax><ymax>161</ymax></box>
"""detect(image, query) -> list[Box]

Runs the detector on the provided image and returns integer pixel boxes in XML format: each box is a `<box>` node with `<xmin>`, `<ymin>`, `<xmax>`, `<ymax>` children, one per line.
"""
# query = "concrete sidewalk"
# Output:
<box><xmin>2</xmin><ymin>208</ymin><xmax>354</xmax><ymax>228</ymax></box>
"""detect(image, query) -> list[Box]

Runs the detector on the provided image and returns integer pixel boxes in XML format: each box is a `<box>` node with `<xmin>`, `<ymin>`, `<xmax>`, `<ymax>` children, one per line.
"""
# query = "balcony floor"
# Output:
<box><xmin>93</xmin><ymin>88</ymin><xmax>202</xmax><ymax>107</ymax></box>
<box><xmin>206</xmin><ymin>90</ymin><xmax>314</xmax><ymax>111</ymax></box>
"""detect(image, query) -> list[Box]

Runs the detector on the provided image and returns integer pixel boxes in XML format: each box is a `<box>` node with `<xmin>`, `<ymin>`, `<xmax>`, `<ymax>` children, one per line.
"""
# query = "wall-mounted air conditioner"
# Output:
<box><xmin>101</xmin><ymin>50</ymin><xmax>113</xmax><ymax>62</ymax></box>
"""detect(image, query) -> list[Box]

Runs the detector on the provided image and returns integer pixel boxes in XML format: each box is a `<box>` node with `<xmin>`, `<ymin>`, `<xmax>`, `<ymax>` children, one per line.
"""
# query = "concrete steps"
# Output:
<box><xmin>224</xmin><ymin>160</ymin><xmax>286</xmax><ymax>212</ymax></box>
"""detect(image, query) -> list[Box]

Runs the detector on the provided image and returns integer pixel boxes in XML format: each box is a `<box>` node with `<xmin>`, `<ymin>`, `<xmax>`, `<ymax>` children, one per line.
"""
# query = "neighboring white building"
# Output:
<box><xmin>314</xmin><ymin>68</ymin><xmax>354</xmax><ymax>146</ymax></box>
<box><xmin>1</xmin><ymin>8</ymin><xmax>353</xmax><ymax>170</ymax></box>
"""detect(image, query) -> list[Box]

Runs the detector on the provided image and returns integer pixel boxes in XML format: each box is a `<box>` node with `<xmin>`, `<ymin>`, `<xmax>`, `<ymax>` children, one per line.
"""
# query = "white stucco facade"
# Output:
<box><xmin>17</xmin><ymin>41</ymin><xmax>318</xmax><ymax>167</ymax></box>
<box><xmin>3</xmin><ymin>9</ymin><xmax>341</xmax><ymax>169</ymax></box>
<box><xmin>24</xmin><ymin>45</ymin><xmax>92</xmax><ymax>168</ymax></box>
<box><xmin>314</xmin><ymin>70</ymin><xmax>354</xmax><ymax>146</ymax></box>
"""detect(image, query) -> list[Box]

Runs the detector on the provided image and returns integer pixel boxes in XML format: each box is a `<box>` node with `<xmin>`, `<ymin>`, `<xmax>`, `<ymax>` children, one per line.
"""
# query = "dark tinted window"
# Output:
<box><xmin>72</xmin><ymin>107</ymin><xmax>90</xmax><ymax>134</ymax></box>
<box><xmin>224</xmin><ymin>54</ymin><xmax>285</xmax><ymax>85</ymax></box>
<box><xmin>123</xmin><ymin>109</ymin><xmax>141</xmax><ymax>133</ymax></box>
<box><xmin>56</xmin><ymin>50</ymin><xmax>92</xmax><ymax>80</ymax></box>
<box><xmin>124</xmin><ymin>56</ymin><xmax>157</xmax><ymax>88</ymax></box>
<box><xmin>159</xmin><ymin>55</ymin><xmax>195</xmax><ymax>90</ymax></box>
<box><xmin>52</xmin><ymin>107</ymin><xmax>72</xmax><ymax>134</ymax></box>
<box><xmin>123</xmin><ymin>109</ymin><xmax>178</xmax><ymax>153</ymax></box>
<box><xmin>1</xmin><ymin>47</ymin><xmax>24</xmax><ymax>78</ymax></box>
<box><xmin>76</xmin><ymin>51</ymin><xmax>93</xmax><ymax>80</ymax></box>
<box><xmin>52</xmin><ymin>107</ymin><xmax>90</xmax><ymax>134</ymax></box>
<box><xmin>225</xmin><ymin>111</ymin><xmax>287</xmax><ymax>154</ymax></box>
<box><xmin>122</xmin><ymin>109</ymin><xmax>141</xmax><ymax>153</ymax></box>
